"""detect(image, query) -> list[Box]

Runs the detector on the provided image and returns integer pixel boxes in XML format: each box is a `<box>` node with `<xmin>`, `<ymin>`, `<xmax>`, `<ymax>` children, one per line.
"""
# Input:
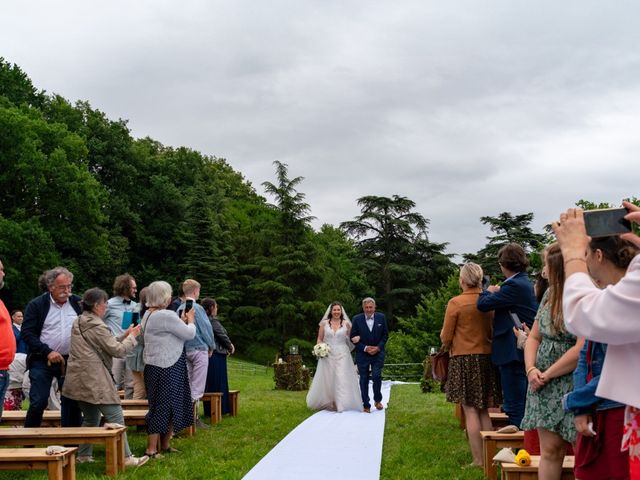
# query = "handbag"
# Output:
<box><xmin>431</xmin><ymin>348</ymin><xmax>450</xmax><ymax>382</ymax></box>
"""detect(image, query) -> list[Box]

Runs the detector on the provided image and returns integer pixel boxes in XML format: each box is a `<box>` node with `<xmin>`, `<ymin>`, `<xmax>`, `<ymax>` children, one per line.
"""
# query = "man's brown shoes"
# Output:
<box><xmin>375</xmin><ymin>402</ymin><xmax>384</xmax><ymax>410</ymax></box>
<box><xmin>363</xmin><ymin>407</ymin><xmax>371</xmax><ymax>413</ymax></box>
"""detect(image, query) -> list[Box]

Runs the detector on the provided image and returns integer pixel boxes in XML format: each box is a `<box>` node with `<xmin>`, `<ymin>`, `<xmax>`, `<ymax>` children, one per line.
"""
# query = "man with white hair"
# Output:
<box><xmin>21</xmin><ymin>267</ymin><xmax>83</xmax><ymax>427</ymax></box>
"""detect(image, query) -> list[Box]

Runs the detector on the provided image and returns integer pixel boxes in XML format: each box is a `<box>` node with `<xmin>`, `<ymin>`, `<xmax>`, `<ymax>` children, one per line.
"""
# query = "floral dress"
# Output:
<box><xmin>520</xmin><ymin>291</ymin><xmax>577</xmax><ymax>442</ymax></box>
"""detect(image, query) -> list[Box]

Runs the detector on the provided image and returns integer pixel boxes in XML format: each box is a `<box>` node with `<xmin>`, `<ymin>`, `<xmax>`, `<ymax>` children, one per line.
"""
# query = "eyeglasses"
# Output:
<box><xmin>54</xmin><ymin>284</ymin><xmax>73</xmax><ymax>291</ymax></box>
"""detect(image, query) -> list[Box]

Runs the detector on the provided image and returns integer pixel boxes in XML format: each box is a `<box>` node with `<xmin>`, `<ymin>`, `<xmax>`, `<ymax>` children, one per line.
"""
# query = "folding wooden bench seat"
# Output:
<box><xmin>0</xmin><ymin>427</ymin><xmax>126</xmax><ymax>477</ymax></box>
<box><xmin>0</xmin><ymin>447</ymin><xmax>77</xmax><ymax>480</ymax></box>
<box><xmin>480</xmin><ymin>430</ymin><xmax>525</xmax><ymax>480</ymax></box>
<box><xmin>500</xmin><ymin>455</ymin><xmax>574</xmax><ymax>479</ymax></box>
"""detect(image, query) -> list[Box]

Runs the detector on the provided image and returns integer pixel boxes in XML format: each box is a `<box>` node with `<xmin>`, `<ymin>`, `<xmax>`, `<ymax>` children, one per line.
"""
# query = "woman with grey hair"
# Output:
<box><xmin>141</xmin><ymin>281</ymin><xmax>195</xmax><ymax>458</ymax></box>
<box><xmin>62</xmin><ymin>287</ymin><xmax>148</xmax><ymax>467</ymax></box>
<box><xmin>440</xmin><ymin>263</ymin><xmax>502</xmax><ymax>466</ymax></box>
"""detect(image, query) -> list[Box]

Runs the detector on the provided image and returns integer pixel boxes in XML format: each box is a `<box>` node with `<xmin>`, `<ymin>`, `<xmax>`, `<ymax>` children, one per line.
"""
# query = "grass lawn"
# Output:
<box><xmin>0</xmin><ymin>359</ymin><xmax>484</xmax><ymax>479</ymax></box>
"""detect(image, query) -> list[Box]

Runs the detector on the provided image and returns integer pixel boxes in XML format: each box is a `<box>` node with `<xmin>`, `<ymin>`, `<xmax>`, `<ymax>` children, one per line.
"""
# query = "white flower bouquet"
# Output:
<box><xmin>313</xmin><ymin>342</ymin><xmax>331</xmax><ymax>358</ymax></box>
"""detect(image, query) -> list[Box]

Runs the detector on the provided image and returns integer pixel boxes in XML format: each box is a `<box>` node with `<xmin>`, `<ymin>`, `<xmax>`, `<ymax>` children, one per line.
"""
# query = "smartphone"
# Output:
<box><xmin>185</xmin><ymin>299</ymin><xmax>194</xmax><ymax>314</ymax></box>
<box><xmin>584</xmin><ymin>208</ymin><xmax>632</xmax><ymax>238</ymax></box>
<box><xmin>131</xmin><ymin>311</ymin><xmax>140</xmax><ymax>327</ymax></box>
<box><xmin>482</xmin><ymin>275</ymin><xmax>491</xmax><ymax>290</ymax></box>
<box><xmin>509</xmin><ymin>311</ymin><xmax>524</xmax><ymax>330</ymax></box>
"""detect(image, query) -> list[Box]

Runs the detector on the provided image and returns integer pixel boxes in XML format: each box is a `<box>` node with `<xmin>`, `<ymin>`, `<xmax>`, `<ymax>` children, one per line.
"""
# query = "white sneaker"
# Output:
<box><xmin>76</xmin><ymin>455</ymin><xmax>95</xmax><ymax>464</ymax></box>
<box><xmin>125</xmin><ymin>455</ymin><xmax>149</xmax><ymax>467</ymax></box>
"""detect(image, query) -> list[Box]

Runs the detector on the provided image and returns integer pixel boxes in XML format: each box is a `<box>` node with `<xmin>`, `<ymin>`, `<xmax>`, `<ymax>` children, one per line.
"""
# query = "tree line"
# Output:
<box><xmin>1</xmin><ymin>58</ymin><xmax>632</xmax><ymax>364</ymax></box>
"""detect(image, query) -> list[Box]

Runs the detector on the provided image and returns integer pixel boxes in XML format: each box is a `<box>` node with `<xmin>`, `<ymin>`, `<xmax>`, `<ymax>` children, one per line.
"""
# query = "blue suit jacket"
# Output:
<box><xmin>350</xmin><ymin>311</ymin><xmax>388</xmax><ymax>364</ymax></box>
<box><xmin>477</xmin><ymin>272</ymin><xmax>538</xmax><ymax>366</ymax></box>
<box><xmin>21</xmin><ymin>292</ymin><xmax>82</xmax><ymax>364</ymax></box>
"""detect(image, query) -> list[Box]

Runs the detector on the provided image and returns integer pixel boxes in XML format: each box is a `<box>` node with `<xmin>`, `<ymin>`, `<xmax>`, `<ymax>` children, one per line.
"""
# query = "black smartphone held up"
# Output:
<box><xmin>482</xmin><ymin>275</ymin><xmax>491</xmax><ymax>290</ymax></box>
<box><xmin>509</xmin><ymin>311</ymin><xmax>524</xmax><ymax>330</ymax></box>
<box><xmin>131</xmin><ymin>311</ymin><xmax>140</xmax><ymax>327</ymax></box>
<box><xmin>584</xmin><ymin>208</ymin><xmax>632</xmax><ymax>238</ymax></box>
<box><xmin>184</xmin><ymin>299</ymin><xmax>194</xmax><ymax>314</ymax></box>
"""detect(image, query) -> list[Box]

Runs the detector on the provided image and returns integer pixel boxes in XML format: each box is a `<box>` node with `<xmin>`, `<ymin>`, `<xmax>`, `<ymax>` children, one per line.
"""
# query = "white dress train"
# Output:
<box><xmin>306</xmin><ymin>320</ymin><xmax>362</xmax><ymax>412</ymax></box>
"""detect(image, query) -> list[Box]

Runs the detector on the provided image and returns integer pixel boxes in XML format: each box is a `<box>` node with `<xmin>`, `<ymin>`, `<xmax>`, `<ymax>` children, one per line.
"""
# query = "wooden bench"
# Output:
<box><xmin>0</xmin><ymin>427</ymin><xmax>126</xmax><ymax>477</ymax></box>
<box><xmin>201</xmin><ymin>392</ymin><xmax>223</xmax><ymax>424</ymax></box>
<box><xmin>481</xmin><ymin>430</ymin><xmax>525</xmax><ymax>480</ymax></box>
<box><xmin>1</xmin><ymin>409</ymin><xmax>148</xmax><ymax>428</ymax></box>
<box><xmin>120</xmin><ymin>399</ymin><xmax>148</xmax><ymax>409</ymax></box>
<box><xmin>201</xmin><ymin>390</ymin><xmax>240</xmax><ymax>424</ymax></box>
<box><xmin>0</xmin><ymin>447</ymin><xmax>77</xmax><ymax>480</ymax></box>
<box><xmin>489</xmin><ymin>412</ymin><xmax>510</xmax><ymax>430</ymax></box>
<box><xmin>500</xmin><ymin>455</ymin><xmax>575</xmax><ymax>479</ymax></box>
<box><xmin>229</xmin><ymin>390</ymin><xmax>240</xmax><ymax>417</ymax></box>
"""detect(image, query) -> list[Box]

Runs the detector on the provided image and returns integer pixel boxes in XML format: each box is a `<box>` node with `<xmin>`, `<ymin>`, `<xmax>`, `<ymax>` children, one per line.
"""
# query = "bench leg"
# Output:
<box><xmin>47</xmin><ymin>458</ymin><xmax>64</xmax><ymax>480</ymax></box>
<box><xmin>105</xmin><ymin>436</ymin><xmax>119</xmax><ymax>477</ymax></box>
<box><xmin>117</xmin><ymin>431</ymin><xmax>125</xmax><ymax>473</ymax></box>
<box><xmin>63</xmin><ymin>451</ymin><xmax>76</xmax><ymax>480</ymax></box>
<box><xmin>484</xmin><ymin>438</ymin><xmax>497</xmax><ymax>480</ymax></box>
<box><xmin>213</xmin><ymin>395</ymin><xmax>222</xmax><ymax>424</ymax></box>
<box><xmin>230</xmin><ymin>392</ymin><xmax>238</xmax><ymax>417</ymax></box>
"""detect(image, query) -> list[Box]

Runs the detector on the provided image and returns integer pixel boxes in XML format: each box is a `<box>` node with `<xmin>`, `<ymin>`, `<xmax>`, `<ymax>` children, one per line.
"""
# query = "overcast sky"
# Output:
<box><xmin>2</xmin><ymin>1</ymin><xmax>639</xmax><ymax>258</ymax></box>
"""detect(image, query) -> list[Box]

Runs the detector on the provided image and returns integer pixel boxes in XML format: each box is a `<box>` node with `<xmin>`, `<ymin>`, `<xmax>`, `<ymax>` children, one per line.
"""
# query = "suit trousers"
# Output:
<box><xmin>357</xmin><ymin>353</ymin><xmax>384</xmax><ymax>408</ymax></box>
<box><xmin>498</xmin><ymin>360</ymin><xmax>527</xmax><ymax>428</ymax></box>
<box><xmin>25</xmin><ymin>358</ymin><xmax>82</xmax><ymax>427</ymax></box>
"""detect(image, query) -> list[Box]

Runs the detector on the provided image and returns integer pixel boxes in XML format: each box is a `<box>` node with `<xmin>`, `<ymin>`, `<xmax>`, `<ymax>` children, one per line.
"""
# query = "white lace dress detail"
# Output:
<box><xmin>306</xmin><ymin>320</ymin><xmax>362</xmax><ymax>412</ymax></box>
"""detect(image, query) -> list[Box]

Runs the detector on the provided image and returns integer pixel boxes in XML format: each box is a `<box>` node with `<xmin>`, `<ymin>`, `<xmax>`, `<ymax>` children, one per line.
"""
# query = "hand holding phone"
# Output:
<box><xmin>584</xmin><ymin>207</ymin><xmax>632</xmax><ymax>238</ymax></box>
<box><xmin>509</xmin><ymin>311</ymin><xmax>524</xmax><ymax>330</ymax></box>
<box><xmin>185</xmin><ymin>298</ymin><xmax>194</xmax><ymax>314</ymax></box>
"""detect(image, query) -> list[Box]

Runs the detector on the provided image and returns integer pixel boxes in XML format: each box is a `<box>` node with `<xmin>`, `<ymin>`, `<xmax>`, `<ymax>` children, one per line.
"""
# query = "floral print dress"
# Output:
<box><xmin>520</xmin><ymin>291</ymin><xmax>577</xmax><ymax>442</ymax></box>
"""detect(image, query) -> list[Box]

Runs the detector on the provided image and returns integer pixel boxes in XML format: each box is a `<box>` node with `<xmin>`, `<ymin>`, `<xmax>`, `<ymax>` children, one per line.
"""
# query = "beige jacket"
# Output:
<box><xmin>62</xmin><ymin>312</ymin><xmax>137</xmax><ymax>404</ymax></box>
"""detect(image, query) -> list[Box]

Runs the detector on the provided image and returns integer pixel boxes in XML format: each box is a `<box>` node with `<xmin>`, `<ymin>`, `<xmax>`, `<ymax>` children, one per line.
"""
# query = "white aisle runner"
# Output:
<box><xmin>243</xmin><ymin>381</ymin><xmax>393</xmax><ymax>480</ymax></box>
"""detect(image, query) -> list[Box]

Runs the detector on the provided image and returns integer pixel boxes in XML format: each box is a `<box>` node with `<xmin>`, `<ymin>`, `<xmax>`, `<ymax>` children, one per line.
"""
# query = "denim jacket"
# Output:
<box><xmin>563</xmin><ymin>341</ymin><xmax>624</xmax><ymax>415</ymax></box>
<box><xmin>177</xmin><ymin>302</ymin><xmax>215</xmax><ymax>352</ymax></box>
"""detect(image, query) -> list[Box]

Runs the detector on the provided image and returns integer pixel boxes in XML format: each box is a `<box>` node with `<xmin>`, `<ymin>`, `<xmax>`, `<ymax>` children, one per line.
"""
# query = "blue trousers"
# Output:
<box><xmin>0</xmin><ymin>370</ymin><xmax>9</xmax><ymax>418</ymax></box>
<box><xmin>25</xmin><ymin>358</ymin><xmax>82</xmax><ymax>427</ymax></box>
<box><xmin>498</xmin><ymin>360</ymin><xmax>528</xmax><ymax>428</ymax></box>
<box><xmin>356</xmin><ymin>353</ymin><xmax>384</xmax><ymax>409</ymax></box>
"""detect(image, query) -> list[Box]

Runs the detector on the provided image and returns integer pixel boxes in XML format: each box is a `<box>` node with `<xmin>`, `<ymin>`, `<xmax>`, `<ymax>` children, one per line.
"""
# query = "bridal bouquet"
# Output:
<box><xmin>313</xmin><ymin>342</ymin><xmax>331</xmax><ymax>358</ymax></box>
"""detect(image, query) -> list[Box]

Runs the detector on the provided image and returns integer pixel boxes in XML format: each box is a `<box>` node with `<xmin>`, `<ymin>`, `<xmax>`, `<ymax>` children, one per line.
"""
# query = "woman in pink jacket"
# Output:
<box><xmin>553</xmin><ymin>201</ymin><xmax>640</xmax><ymax>479</ymax></box>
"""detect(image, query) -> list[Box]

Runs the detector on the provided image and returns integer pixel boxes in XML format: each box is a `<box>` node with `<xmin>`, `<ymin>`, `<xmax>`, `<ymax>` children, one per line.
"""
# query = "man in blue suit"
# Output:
<box><xmin>477</xmin><ymin>243</ymin><xmax>538</xmax><ymax>428</ymax></box>
<box><xmin>350</xmin><ymin>297</ymin><xmax>388</xmax><ymax>413</ymax></box>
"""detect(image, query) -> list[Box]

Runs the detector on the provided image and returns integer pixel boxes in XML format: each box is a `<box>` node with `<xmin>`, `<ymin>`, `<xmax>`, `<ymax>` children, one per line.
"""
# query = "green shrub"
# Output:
<box><xmin>245</xmin><ymin>342</ymin><xmax>280</xmax><ymax>366</ymax></box>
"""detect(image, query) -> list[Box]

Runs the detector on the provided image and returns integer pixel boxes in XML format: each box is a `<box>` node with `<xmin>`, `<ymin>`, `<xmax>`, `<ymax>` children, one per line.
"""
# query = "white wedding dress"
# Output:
<box><xmin>306</xmin><ymin>320</ymin><xmax>363</xmax><ymax>412</ymax></box>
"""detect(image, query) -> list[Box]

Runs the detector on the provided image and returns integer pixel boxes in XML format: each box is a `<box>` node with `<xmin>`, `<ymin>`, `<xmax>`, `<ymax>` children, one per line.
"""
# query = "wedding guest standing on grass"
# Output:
<box><xmin>125</xmin><ymin>286</ymin><xmax>148</xmax><ymax>400</ymax></box>
<box><xmin>202</xmin><ymin>298</ymin><xmax>235</xmax><ymax>416</ymax></box>
<box><xmin>553</xmin><ymin>202</ymin><xmax>640</xmax><ymax>478</ymax></box>
<box><xmin>5</xmin><ymin>309</ymin><xmax>27</xmax><ymax>410</ymax></box>
<box><xmin>62</xmin><ymin>287</ymin><xmax>148</xmax><ymax>467</ymax></box>
<box><xmin>0</xmin><ymin>259</ymin><xmax>16</xmax><ymax>419</ymax></box>
<box><xmin>21</xmin><ymin>266</ymin><xmax>83</xmax><ymax>427</ymax></box>
<box><xmin>477</xmin><ymin>244</ymin><xmax>538</xmax><ymax>429</ymax></box>
<box><xmin>103</xmin><ymin>273</ymin><xmax>138</xmax><ymax>399</ymax></box>
<box><xmin>176</xmin><ymin>279</ymin><xmax>215</xmax><ymax>429</ymax></box>
<box><xmin>562</xmin><ymin>235</ymin><xmax>638</xmax><ymax>480</ymax></box>
<box><xmin>441</xmin><ymin>263</ymin><xmax>502</xmax><ymax>466</ymax></box>
<box><xmin>520</xmin><ymin>243</ymin><xmax>583</xmax><ymax>480</ymax></box>
<box><xmin>141</xmin><ymin>281</ymin><xmax>195</xmax><ymax>458</ymax></box>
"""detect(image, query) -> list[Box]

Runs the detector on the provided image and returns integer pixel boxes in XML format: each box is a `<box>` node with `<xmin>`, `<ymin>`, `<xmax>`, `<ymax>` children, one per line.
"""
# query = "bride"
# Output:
<box><xmin>306</xmin><ymin>302</ymin><xmax>363</xmax><ymax>412</ymax></box>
